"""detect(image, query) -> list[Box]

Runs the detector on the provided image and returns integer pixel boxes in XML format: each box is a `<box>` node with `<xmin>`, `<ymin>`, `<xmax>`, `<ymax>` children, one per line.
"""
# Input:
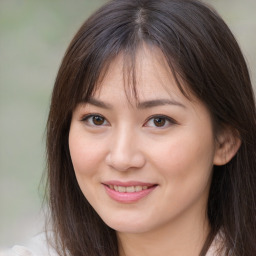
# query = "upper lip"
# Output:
<box><xmin>102</xmin><ymin>180</ymin><xmax>157</xmax><ymax>187</ymax></box>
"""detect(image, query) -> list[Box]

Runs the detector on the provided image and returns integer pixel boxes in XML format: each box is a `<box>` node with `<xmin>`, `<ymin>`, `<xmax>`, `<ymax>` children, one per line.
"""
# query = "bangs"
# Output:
<box><xmin>77</xmin><ymin>41</ymin><xmax>191</xmax><ymax>109</ymax></box>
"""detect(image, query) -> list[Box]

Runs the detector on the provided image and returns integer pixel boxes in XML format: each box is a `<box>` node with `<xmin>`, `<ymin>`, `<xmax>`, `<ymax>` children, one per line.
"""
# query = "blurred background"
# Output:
<box><xmin>0</xmin><ymin>0</ymin><xmax>255</xmax><ymax>248</ymax></box>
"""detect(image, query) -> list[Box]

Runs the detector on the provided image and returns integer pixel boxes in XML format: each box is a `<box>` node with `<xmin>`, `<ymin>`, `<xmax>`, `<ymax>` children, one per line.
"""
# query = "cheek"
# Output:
<box><xmin>68</xmin><ymin>131</ymin><xmax>107</xmax><ymax>202</ymax></box>
<box><xmin>150</xmin><ymin>136</ymin><xmax>214</xmax><ymax>216</ymax></box>
<box><xmin>69</xmin><ymin>132</ymin><xmax>105</xmax><ymax>177</ymax></box>
<box><xmin>151</xmin><ymin>129</ymin><xmax>215</xmax><ymax>187</ymax></box>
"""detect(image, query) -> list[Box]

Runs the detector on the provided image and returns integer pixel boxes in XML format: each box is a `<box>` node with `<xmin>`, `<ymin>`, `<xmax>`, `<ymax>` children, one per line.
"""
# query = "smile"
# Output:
<box><xmin>103</xmin><ymin>181</ymin><xmax>158</xmax><ymax>203</ymax></box>
<box><xmin>108</xmin><ymin>185</ymin><xmax>150</xmax><ymax>193</ymax></box>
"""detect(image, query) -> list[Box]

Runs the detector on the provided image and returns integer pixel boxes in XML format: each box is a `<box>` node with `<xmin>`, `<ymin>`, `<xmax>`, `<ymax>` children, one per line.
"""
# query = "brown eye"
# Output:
<box><xmin>144</xmin><ymin>115</ymin><xmax>176</xmax><ymax>128</ymax></box>
<box><xmin>92</xmin><ymin>116</ymin><xmax>105</xmax><ymax>125</ymax></box>
<box><xmin>82</xmin><ymin>114</ymin><xmax>108</xmax><ymax>126</ymax></box>
<box><xmin>153</xmin><ymin>117</ymin><xmax>166</xmax><ymax>127</ymax></box>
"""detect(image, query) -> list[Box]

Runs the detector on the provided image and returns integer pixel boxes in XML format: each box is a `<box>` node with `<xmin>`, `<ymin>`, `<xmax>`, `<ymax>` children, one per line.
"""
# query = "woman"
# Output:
<box><xmin>5</xmin><ymin>0</ymin><xmax>256</xmax><ymax>255</ymax></box>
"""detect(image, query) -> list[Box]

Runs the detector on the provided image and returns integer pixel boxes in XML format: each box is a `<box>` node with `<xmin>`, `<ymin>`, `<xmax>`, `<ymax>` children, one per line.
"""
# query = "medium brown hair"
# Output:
<box><xmin>46</xmin><ymin>0</ymin><xmax>256</xmax><ymax>255</ymax></box>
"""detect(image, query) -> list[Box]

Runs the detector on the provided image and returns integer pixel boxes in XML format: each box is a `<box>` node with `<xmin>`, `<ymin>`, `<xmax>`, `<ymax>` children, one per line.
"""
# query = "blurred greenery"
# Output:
<box><xmin>0</xmin><ymin>0</ymin><xmax>255</xmax><ymax>248</ymax></box>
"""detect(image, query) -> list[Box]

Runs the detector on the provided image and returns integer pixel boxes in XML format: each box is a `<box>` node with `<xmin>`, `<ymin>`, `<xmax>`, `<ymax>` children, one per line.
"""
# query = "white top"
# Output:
<box><xmin>0</xmin><ymin>233</ymin><xmax>58</xmax><ymax>256</ymax></box>
<box><xmin>1</xmin><ymin>232</ymin><xmax>223</xmax><ymax>256</ymax></box>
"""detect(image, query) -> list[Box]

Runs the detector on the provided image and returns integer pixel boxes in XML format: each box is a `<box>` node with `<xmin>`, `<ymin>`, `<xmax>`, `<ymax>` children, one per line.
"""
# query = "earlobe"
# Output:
<box><xmin>213</xmin><ymin>128</ymin><xmax>241</xmax><ymax>166</ymax></box>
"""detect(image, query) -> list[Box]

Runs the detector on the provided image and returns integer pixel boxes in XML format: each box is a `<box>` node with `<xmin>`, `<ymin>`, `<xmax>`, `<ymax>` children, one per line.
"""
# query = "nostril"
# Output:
<box><xmin>105</xmin><ymin>150</ymin><xmax>146</xmax><ymax>171</ymax></box>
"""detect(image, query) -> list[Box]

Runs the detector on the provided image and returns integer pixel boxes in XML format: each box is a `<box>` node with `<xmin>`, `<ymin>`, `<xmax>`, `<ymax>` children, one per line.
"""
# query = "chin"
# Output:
<box><xmin>102</xmin><ymin>214</ymin><xmax>154</xmax><ymax>234</ymax></box>
<box><xmin>110</xmin><ymin>223</ymin><xmax>150</xmax><ymax>234</ymax></box>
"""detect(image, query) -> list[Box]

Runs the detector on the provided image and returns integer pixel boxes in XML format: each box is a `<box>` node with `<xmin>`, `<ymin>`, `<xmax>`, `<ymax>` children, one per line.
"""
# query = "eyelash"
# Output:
<box><xmin>144</xmin><ymin>115</ymin><xmax>177</xmax><ymax>128</ymax></box>
<box><xmin>81</xmin><ymin>114</ymin><xmax>109</xmax><ymax>126</ymax></box>
<box><xmin>80</xmin><ymin>114</ymin><xmax>177</xmax><ymax>128</ymax></box>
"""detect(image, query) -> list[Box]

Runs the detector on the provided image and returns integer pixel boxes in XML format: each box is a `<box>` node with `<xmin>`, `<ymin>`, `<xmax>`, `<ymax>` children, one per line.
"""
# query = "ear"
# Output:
<box><xmin>213</xmin><ymin>127</ymin><xmax>241</xmax><ymax>166</ymax></box>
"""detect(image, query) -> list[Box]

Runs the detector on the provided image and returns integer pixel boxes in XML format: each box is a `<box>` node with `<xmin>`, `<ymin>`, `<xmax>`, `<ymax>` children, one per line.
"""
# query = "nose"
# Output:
<box><xmin>105</xmin><ymin>128</ymin><xmax>146</xmax><ymax>171</ymax></box>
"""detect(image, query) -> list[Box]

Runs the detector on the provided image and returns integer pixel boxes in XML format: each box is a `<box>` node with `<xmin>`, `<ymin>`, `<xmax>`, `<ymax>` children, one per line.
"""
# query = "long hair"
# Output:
<box><xmin>46</xmin><ymin>0</ymin><xmax>256</xmax><ymax>255</ymax></box>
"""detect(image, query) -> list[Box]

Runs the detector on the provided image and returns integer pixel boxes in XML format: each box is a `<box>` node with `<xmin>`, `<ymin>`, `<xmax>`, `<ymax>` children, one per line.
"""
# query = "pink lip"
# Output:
<box><xmin>103</xmin><ymin>180</ymin><xmax>155</xmax><ymax>187</ymax></box>
<box><xmin>102</xmin><ymin>181</ymin><xmax>157</xmax><ymax>203</ymax></box>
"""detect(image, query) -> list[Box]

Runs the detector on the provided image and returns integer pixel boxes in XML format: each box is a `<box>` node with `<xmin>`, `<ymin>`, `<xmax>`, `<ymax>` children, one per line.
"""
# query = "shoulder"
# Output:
<box><xmin>206</xmin><ymin>233</ymin><xmax>225</xmax><ymax>256</ymax></box>
<box><xmin>0</xmin><ymin>232</ymin><xmax>59</xmax><ymax>256</ymax></box>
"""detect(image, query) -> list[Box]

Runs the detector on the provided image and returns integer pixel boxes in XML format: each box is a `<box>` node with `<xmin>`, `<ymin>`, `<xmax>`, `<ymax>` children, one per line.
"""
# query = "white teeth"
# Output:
<box><xmin>126</xmin><ymin>186</ymin><xmax>135</xmax><ymax>192</ymax></box>
<box><xmin>110</xmin><ymin>185</ymin><xmax>149</xmax><ymax>193</ymax></box>
<box><xmin>135</xmin><ymin>186</ymin><xmax>142</xmax><ymax>192</ymax></box>
<box><xmin>119</xmin><ymin>186</ymin><xmax>126</xmax><ymax>193</ymax></box>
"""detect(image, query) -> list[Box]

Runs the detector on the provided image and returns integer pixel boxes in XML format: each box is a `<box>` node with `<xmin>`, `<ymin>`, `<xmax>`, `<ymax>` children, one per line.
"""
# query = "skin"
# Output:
<box><xmin>69</xmin><ymin>46</ymin><xmax>239</xmax><ymax>256</ymax></box>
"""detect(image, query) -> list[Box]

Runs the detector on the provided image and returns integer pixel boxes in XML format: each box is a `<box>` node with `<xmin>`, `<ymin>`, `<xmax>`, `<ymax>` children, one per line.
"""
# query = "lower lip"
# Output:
<box><xmin>103</xmin><ymin>185</ymin><xmax>157</xmax><ymax>203</ymax></box>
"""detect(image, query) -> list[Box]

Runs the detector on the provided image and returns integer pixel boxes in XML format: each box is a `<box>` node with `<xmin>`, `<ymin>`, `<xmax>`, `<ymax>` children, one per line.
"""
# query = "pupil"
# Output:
<box><xmin>154</xmin><ymin>118</ymin><xmax>165</xmax><ymax>127</ymax></box>
<box><xmin>93</xmin><ymin>116</ymin><xmax>104</xmax><ymax>125</ymax></box>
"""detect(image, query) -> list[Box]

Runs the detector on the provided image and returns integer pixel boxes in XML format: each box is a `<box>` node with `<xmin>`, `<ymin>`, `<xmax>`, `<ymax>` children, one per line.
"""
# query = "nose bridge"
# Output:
<box><xmin>106</xmin><ymin>124</ymin><xmax>145</xmax><ymax>171</ymax></box>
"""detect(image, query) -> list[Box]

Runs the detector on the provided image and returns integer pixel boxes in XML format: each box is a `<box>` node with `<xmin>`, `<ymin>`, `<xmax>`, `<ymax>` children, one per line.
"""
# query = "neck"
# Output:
<box><xmin>117</xmin><ymin>210</ymin><xmax>210</xmax><ymax>256</ymax></box>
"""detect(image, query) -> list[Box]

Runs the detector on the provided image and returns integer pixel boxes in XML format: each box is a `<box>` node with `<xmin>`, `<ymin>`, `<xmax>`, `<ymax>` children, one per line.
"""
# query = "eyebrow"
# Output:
<box><xmin>137</xmin><ymin>99</ymin><xmax>186</xmax><ymax>109</ymax></box>
<box><xmin>87</xmin><ymin>98</ymin><xmax>113</xmax><ymax>109</ymax></box>
<box><xmin>86</xmin><ymin>97</ymin><xmax>186</xmax><ymax>109</ymax></box>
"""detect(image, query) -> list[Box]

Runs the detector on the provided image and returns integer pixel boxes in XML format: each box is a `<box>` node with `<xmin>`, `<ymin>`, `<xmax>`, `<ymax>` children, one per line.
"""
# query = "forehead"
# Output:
<box><xmin>93</xmin><ymin>45</ymin><xmax>191</xmax><ymax>104</ymax></box>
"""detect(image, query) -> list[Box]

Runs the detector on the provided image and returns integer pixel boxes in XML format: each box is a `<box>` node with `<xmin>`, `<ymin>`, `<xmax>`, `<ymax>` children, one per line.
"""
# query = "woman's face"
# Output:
<box><xmin>69</xmin><ymin>47</ymin><xmax>219</xmax><ymax>235</ymax></box>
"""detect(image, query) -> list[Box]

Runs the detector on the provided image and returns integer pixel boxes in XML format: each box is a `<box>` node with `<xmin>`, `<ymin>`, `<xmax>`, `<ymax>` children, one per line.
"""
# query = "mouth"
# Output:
<box><xmin>102</xmin><ymin>181</ymin><xmax>158</xmax><ymax>203</ymax></box>
<box><xmin>106</xmin><ymin>184</ymin><xmax>156</xmax><ymax>193</ymax></box>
